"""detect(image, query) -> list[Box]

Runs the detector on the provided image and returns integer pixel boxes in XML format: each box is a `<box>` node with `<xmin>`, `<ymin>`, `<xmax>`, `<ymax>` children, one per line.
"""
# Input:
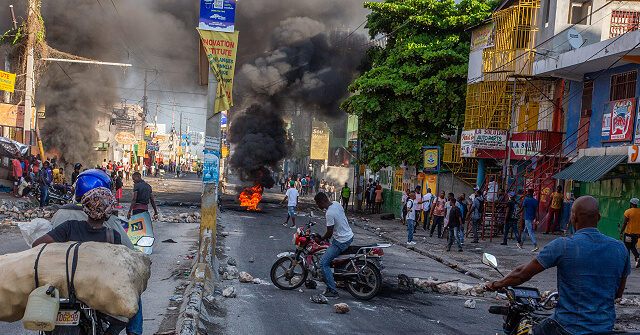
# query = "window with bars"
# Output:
<box><xmin>610</xmin><ymin>71</ymin><xmax>637</xmax><ymax>101</ymax></box>
<box><xmin>610</xmin><ymin>10</ymin><xmax>640</xmax><ymax>38</ymax></box>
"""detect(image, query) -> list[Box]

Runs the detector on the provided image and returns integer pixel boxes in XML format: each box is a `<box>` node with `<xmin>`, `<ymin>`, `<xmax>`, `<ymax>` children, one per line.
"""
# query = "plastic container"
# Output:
<box><xmin>22</xmin><ymin>285</ymin><xmax>60</xmax><ymax>331</ymax></box>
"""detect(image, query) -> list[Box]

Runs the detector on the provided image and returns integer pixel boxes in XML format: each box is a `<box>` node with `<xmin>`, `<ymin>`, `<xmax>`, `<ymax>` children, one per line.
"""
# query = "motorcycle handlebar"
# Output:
<box><xmin>488</xmin><ymin>306</ymin><xmax>509</xmax><ymax>315</ymax></box>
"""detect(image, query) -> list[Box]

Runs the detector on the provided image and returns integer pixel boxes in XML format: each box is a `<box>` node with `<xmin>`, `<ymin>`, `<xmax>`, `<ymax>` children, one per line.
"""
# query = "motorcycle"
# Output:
<box><xmin>30</xmin><ymin>183</ymin><xmax>74</xmax><ymax>205</ymax></box>
<box><xmin>482</xmin><ymin>253</ymin><xmax>559</xmax><ymax>334</ymax></box>
<box><xmin>34</xmin><ymin>236</ymin><xmax>155</xmax><ymax>335</ymax></box>
<box><xmin>270</xmin><ymin>221</ymin><xmax>390</xmax><ymax>300</ymax></box>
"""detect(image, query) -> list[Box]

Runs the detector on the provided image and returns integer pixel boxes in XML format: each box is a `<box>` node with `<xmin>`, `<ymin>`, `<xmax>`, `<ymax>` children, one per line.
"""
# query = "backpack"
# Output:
<box><xmin>477</xmin><ymin>198</ymin><xmax>484</xmax><ymax>215</ymax></box>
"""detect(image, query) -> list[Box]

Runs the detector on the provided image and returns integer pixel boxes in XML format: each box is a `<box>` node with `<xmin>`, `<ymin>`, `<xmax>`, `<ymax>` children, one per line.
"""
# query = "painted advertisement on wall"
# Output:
<box><xmin>460</xmin><ymin>130</ymin><xmax>475</xmax><ymax>158</ymax></box>
<box><xmin>470</xmin><ymin>23</ymin><xmax>494</xmax><ymax>52</ymax></box>
<box><xmin>608</xmin><ymin>98</ymin><xmax>636</xmax><ymax>142</ymax></box>
<box><xmin>474</xmin><ymin>129</ymin><xmax>507</xmax><ymax>149</ymax></box>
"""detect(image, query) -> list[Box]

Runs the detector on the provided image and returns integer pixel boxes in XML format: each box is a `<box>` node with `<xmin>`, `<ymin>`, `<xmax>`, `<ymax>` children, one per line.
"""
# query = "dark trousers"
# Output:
<box><xmin>472</xmin><ymin>218</ymin><xmax>482</xmax><ymax>242</ymax></box>
<box><xmin>532</xmin><ymin>317</ymin><xmax>572</xmax><ymax>335</ymax></box>
<box><xmin>133</xmin><ymin>209</ymin><xmax>148</xmax><ymax>215</ymax></box>
<box><xmin>503</xmin><ymin>219</ymin><xmax>521</xmax><ymax>244</ymax></box>
<box><xmin>430</xmin><ymin>215</ymin><xmax>444</xmax><ymax>237</ymax></box>
<box><xmin>546</xmin><ymin>208</ymin><xmax>561</xmax><ymax>233</ymax></box>
<box><xmin>39</xmin><ymin>184</ymin><xmax>48</xmax><ymax>207</ymax></box>
<box><xmin>624</xmin><ymin>234</ymin><xmax>640</xmax><ymax>260</ymax></box>
<box><xmin>422</xmin><ymin>213</ymin><xmax>431</xmax><ymax>230</ymax></box>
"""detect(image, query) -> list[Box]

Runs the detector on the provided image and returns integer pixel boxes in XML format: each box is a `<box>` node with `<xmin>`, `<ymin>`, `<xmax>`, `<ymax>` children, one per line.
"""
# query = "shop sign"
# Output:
<box><xmin>629</xmin><ymin>145</ymin><xmax>640</xmax><ymax>164</ymax></box>
<box><xmin>470</xmin><ymin>23</ymin><xmax>494</xmax><ymax>52</ymax></box>
<box><xmin>460</xmin><ymin>130</ymin><xmax>475</xmax><ymax>157</ymax></box>
<box><xmin>115</xmin><ymin>132</ymin><xmax>137</xmax><ymax>145</ymax></box>
<box><xmin>115</xmin><ymin>118</ymin><xmax>135</xmax><ymax>130</ymax></box>
<box><xmin>0</xmin><ymin>70</ymin><xmax>16</xmax><ymax>93</ymax></box>
<box><xmin>394</xmin><ymin>169</ymin><xmax>403</xmax><ymax>192</ymax></box>
<box><xmin>423</xmin><ymin>147</ymin><xmax>440</xmax><ymax>173</ymax></box>
<box><xmin>474</xmin><ymin>129</ymin><xmax>507</xmax><ymax>149</ymax></box>
<box><xmin>137</xmin><ymin>140</ymin><xmax>146</xmax><ymax>157</ymax></box>
<box><xmin>198</xmin><ymin>0</ymin><xmax>236</xmax><ymax>33</ymax></box>
<box><xmin>608</xmin><ymin>98</ymin><xmax>636</xmax><ymax>142</ymax></box>
<box><xmin>147</xmin><ymin>142</ymin><xmax>159</xmax><ymax>152</ymax></box>
<box><xmin>0</xmin><ymin>104</ymin><xmax>25</xmax><ymax>128</ymax></box>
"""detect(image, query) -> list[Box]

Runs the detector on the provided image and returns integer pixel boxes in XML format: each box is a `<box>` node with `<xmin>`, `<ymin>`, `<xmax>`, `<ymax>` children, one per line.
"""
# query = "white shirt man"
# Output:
<box><xmin>326</xmin><ymin>201</ymin><xmax>354</xmax><ymax>243</ymax></box>
<box><xmin>281</xmin><ymin>183</ymin><xmax>299</xmax><ymax>227</ymax></box>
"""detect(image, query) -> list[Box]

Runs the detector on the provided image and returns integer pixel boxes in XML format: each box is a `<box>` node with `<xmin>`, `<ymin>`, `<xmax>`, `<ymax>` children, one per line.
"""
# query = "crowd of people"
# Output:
<box><xmin>278</xmin><ymin>174</ymin><xmax>341</xmax><ymax>202</ymax></box>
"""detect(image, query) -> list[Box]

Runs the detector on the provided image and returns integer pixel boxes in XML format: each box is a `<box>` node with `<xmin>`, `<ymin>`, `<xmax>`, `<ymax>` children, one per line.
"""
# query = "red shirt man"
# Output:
<box><xmin>12</xmin><ymin>157</ymin><xmax>22</xmax><ymax>180</ymax></box>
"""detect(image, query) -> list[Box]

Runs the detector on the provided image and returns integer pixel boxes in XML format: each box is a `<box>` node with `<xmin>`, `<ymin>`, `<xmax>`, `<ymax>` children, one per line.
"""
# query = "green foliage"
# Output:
<box><xmin>342</xmin><ymin>0</ymin><xmax>495</xmax><ymax>171</ymax></box>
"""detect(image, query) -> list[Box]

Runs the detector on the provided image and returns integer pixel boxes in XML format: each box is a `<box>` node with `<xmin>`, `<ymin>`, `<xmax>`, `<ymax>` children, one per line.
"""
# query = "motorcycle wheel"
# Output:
<box><xmin>270</xmin><ymin>256</ymin><xmax>308</xmax><ymax>290</ymax></box>
<box><xmin>343</xmin><ymin>260</ymin><xmax>382</xmax><ymax>300</ymax></box>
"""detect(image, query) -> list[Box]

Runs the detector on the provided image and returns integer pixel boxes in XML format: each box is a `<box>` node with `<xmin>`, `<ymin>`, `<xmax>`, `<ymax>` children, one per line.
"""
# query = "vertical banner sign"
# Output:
<box><xmin>310</xmin><ymin>123</ymin><xmax>330</xmax><ymax>160</ymax></box>
<box><xmin>608</xmin><ymin>97</ymin><xmax>636</xmax><ymax>142</ymax></box>
<box><xmin>199</xmin><ymin>0</ymin><xmax>236</xmax><ymax>33</ymax></box>
<box><xmin>0</xmin><ymin>70</ymin><xmax>16</xmax><ymax>93</ymax></box>
<box><xmin>423</xmin><ymin>147</ymin><xmax>440</xmax><ymax>173</ymax></box>
<box><xmin>394</xmin><ymin>169</ymin><xmax>403</xmax><ymax>192</ymax></box>
<box><xmin>460</xmin><ymin>130</ymin><xmax>475</xmax><ymax>157</ymax></box>
<box><xmin>137</xmin><ymin>140</ymin><xmax>146</xmax><ymax>157</ymax></box>
<box><xmin>635</xmin><ymin>104</ymin><xmax>640</xmax><ymax>145</ymax></box>
<box><xmin>202</xmin><ymin>150</ymin><xmax>220</xmax><ymax>183</ymax></box>
<box><xmin>423</xmin><ymin>173</ymin><xmax>438</xmax><ymax>195</ymax></box>
<box><xmin>198</xmin><ymin>30</ymin><xmax>239</xmax><ymax>114</ymax></box>
<box><xmin>602</xmin><ymin>102</ymin><xmax>611</xmax><ymax>142</ymax></box>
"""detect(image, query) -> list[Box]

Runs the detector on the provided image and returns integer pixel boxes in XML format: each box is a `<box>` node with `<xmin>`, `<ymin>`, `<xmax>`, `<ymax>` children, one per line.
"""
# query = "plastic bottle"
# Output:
<box><xmin>22</xmin><ymin>285</ymin><xmax>60</xmax><ymax>331</ymax></box>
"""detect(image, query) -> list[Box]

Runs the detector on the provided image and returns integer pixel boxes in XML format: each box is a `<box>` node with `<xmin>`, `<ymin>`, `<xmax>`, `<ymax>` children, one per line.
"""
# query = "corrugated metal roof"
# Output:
<box><xmin>553</xmin><ymin>155</ymin><xmax>627</xmax><ymax>182</ymax></box>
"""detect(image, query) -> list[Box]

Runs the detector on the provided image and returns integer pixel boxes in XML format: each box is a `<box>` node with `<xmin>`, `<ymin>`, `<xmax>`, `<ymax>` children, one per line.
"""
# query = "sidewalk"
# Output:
<box><xmin>347</xmin><ymin>210</ymin><xmax>640</xmax><ymax>295</ymax></box>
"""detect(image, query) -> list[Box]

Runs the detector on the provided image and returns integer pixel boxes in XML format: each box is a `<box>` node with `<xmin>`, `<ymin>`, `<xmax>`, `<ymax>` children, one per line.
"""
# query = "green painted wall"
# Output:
<box><xmin>577</xmin><ymin>164</ymin><xmax>640</xmax><ymax>239</ymax></box>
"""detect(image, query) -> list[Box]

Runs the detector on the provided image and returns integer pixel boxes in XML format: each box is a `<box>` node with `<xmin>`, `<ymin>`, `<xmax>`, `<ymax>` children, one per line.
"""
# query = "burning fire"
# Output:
<box><xmin>238</xmin><ymin>184</ymin><xmax>263</xmax><ymax>211</ymax></box>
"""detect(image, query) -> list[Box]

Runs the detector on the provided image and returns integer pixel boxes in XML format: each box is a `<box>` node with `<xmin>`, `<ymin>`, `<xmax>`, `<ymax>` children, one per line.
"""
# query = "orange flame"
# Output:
<box><xmin>238</xmin><ymin>184</ymin><xmax>263</xmax><ymax>211</ymax></box>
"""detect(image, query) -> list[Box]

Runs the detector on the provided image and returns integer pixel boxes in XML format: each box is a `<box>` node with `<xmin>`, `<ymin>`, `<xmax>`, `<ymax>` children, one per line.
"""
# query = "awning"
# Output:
<box><xmin>553</xmin><ymin>155</ymin><xmax>627</xmax><ymax>182</ymax></box>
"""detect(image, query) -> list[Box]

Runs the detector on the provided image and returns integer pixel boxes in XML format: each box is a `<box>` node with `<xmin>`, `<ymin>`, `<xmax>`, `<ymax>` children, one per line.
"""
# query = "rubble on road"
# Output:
<box><xmin>227</xmin><ymin>257</ymin><xmax>237</xmax><ymax>266</ymax></box>
<box><xmin>618</xmin><ymin>297</ymin><xmax>640</xmax><ymax>307</ymax></box>
<box><xmin>334</xmin><ymin>303</ymin><xmax>350</xmax><ymax>314</ymax></box>
<box><xmin>248</xmin><ymin>257</ymin><xmax>255</xmax><ymax>263</ymax></box>
<box><xmin>156</xmin><ymin>212</ymin><xmax>202</xmax><ymax>223</ymax></box>
<box><xmin>222</xmin><ymin>286</ymin><xmax>236</xmax><ymax>298</ymax></box>
<box><xmin>310</xmin><ymin>294</ymin><xmax>328</xmax><ymax>304</ymax></box>
<box><xmin>238</xmin><ymin>272</ymin><xmax>253</xmax><ymax>283</ymax></box>
<box><xmin>222</xmin><ymin>272</ymin><xmax>235</xmax><ymax>280</ymax></box>
<box><xmin>411</xmin><ymin>277</ymin><xmax>492</xmax><ymax>298</ymax></box>
<box><xmin>464</xmin><ymin>299</ymin><xmax>476</xmax><ymax>309</ymax></box>
<box><xmin>225</xmin><ymin>266</ymin><xmax>238</xmax><ymax>276</ymax></box>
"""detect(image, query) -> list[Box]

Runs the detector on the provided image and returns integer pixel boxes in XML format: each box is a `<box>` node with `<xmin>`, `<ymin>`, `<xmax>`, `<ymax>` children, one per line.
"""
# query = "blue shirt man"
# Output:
<box><xmin>487</xmin><ymin>196</ymin><xmax>630</xmax><ymax>335</ymax></box>
<box><xmin>523</xmin><ymin>195</ymin><xmax>538</xmax><ymax>221</ymax></box>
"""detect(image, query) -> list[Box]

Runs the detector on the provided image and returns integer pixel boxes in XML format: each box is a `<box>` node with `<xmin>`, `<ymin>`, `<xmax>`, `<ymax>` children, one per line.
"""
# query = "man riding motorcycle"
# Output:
<box><xmin>313</xmin><ymin>192</ymin><xmax>354</xmax><ymax>298</ymax></box>
<box><xmin>39</xmin><ymin>169</ymin><xmax>142</xmax><ymax>335</ymax></box>
<box><xmin>486</xmin><ymin>196</ymin><xmax>630</xmax><ymax>335</ymax></box>
<box><xmin>32</xmin><ymin>187</ymin><xmax>128</xmax><ymax>335</ymax></box>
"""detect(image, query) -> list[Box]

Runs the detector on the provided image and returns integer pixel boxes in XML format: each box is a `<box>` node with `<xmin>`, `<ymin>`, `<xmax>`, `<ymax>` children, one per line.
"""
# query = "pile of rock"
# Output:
<box><xmin>0</xmin><ymin>204</ymin><xmax>54</xmax><ymax>223</ymax></box>
<box><xmin>412</xmin><ymin>277</ymin><xmax>491</xmax><ymax>298</ymax></box>
<box><xmin>157</xmin><ymin>212</ymin><xmax>201</xmax><ymax>223</ymax></box>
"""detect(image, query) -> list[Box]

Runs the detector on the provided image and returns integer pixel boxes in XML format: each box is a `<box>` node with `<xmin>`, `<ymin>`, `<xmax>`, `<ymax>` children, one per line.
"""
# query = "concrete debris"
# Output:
<box><xmin>618</xmin><ymin>297</ymin><xmax>640</xmax><ymax>306</ymax></box>
<box><xmin>204</xmin><ymin>294</ymin><xmax>215</xmax><ymax>303</ymax></box>
<box><xmin>222</xmin><ymin>286</ymin><xmax>236</xmax><ymax>298</ymax></box>
<box><xmin>222</xmin><ymin>272</ymin><xmax>235</xmax><ymax>281</ymax></box>
<box><xmin>234</xmin><ymin>229</ymin><xmax>238</xmax><ymax>232</ymax></box>
<box><xmin>238</xmin><ymin>272</ymin><xmax>253</xmax><ymax>283</ymax></box>
<box><xmin>248</xmin><ymin>257</ymin><xmax>255</xmax><ymax>263</ymax></box>
<box><xmin>464</xmin><ymin>299</ymin><xmax>476</xmax><ymax>309</ymax></box>
<box><xmin>310</xmin><ymin>294</ymin><xmax>328</xmax><ymax>304</ymax></box>
<box><xmin>334</xmin><ymin>303</ymin><xmax>350</xmax><ymax>314</ymax></box>
<box><xmin>226</xmin><ymin>266</ymin><xmax>238</xmax><ymax>276</ymax></box>
<box><xmin>227</xmin><ymin>257</ymin><xmax>237</xmax><ymax>266</ymax></box>
<box><xmin>221</xmin><ymin>232</ymin><xmax>230</xmax><ymax>237</ymax></box>
<box><xmin>268</xmin><ymin>235</ymin><xmax>275</xmax><ymax>239</ymax></box>
<box><xmin>298</xmin><ymin>289</ymin><xmax>303</xmax><ymax>293</ymax></box>
<box><xmin>218</xmin><ymin>265</ymin><xmax>226</xmax><ymax>275</ymax></box>
<box><xmin>169</xmin><ymin>295</ymin><xmax>183</xmax><ymax>302</ymax></box>
<box><xmin>167</xmin><ymin>306</ymin><xmax>178</xmax><ymax>311</ymax></box>
<box><xmin>470</xmin><ymin>283</ymin><xmax>488</xmax><ymax>297</ymax></box>
<box><xmin>156</xmin><ymin>211</ymin><xmax>202</xmax><ymax>223</ymax></box>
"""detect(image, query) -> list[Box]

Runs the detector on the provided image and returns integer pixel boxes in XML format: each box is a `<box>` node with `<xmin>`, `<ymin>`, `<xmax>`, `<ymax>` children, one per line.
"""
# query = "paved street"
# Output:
<box><xmin>205</xmin><ymin>186</ymin><xmax>502</xmax><ymax>335</ymax></box>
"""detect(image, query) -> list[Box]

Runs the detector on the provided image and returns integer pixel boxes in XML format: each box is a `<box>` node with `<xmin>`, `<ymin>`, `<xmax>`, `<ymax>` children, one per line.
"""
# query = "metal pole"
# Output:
<box><xmin>41</xmin><ymin>58</ymin><xmax>132</xmax><ymax>67</ymax></box>
<box><xmin>198</xmin><ymin>67</ymin><xmax>220</xmax><ymax>279</ymax></box>
<box><xmin>143</xmin><ymin>71</ymin><xmax>148</xmax><ymax>119</ymax></box>
<box><xmin>505</xmin><ymin>78</ymin><xmax>517</xmax><ymax>187</ymax></box>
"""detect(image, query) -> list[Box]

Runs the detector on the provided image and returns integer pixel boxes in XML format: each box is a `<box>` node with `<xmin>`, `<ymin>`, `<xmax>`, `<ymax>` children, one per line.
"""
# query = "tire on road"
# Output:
<box><xmin>270</xmin><ymin>256</ymin><xmax>308</xmax><ymax>290</ymax></box>
<box><xmin>344</xmin><ymin>260</ymin><xmax>382</xmax><ymax>300</ymax></box>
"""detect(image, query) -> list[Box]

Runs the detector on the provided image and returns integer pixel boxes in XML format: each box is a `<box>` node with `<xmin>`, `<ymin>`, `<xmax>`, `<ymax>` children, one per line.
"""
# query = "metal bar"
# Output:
<box><xmin>41</xmin><ymin>58</ymin><xmax>132</xmax><ymax>67</ymax></box>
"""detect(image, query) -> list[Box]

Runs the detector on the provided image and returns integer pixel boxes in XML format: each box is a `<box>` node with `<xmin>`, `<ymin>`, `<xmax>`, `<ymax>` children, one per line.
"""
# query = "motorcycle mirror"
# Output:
<box><xmin>482</xmin><ymin>253</ymin><xmax>498</xmax><ymax>269</ymax></box>
<box><xmin>135</xmin><ymin>236</ymin><xmax>155</xmax><ymax>247</ymax></box>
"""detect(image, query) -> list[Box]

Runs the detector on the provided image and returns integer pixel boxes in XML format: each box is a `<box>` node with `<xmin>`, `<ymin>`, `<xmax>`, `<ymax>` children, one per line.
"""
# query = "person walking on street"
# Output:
<box><xmin>374</xmin><ymin>185</ymin><xmax>383</xmax><ymax>214</ymax></box>
<box><xmin>519</xmin><ymin>189</ymin><xmax>539</xmax><ymax>252</ymax></box>
<box><xmin>446</xmin><ymin>196</ymin><xmax>463</xmax><ymax>252</ymax></box>
<box><xmin>313</xmin><ymin>192</ymin><xmax>354</xmax><ymax>298</ymax></box>
<box><xmin>422</xmin><ymin>188</ymin><xmax>436</xmax><ymax>230</ymax></box>
<box><xmin>502</xmin><ymin>192</ymin><xmax>523</xmax><ymax>248</ymax></box>
<box><xmin>545</xmin><ymin>185</ymin><xmax>564</xmax><ymax>234</ymax></box>
<box><xmin>620</xmin><ymin>198</ymin><xmax>640</xmax><ymax>268</ymax></box>
<box><xmin>127</xmin><ymin>172</ymin><xmax>159</xmax><ymax>220</ymax></box>
<box><xmin>406</xmin><ymin>191</ymin><xmax>416</xmax><ymax>245</ymax></box>
<box><xmin>401</xmin><ymin>189</ymin><xmax>410</xmax><ymax>225</ymax></box>
<box><xmin>280</xmin><ymin>181</ymin><xmax>299</xmax><ymax>228</ymax></box>
<box><xmin>341</xmin><ymin>182</ymin><xmax>351</xmax><ymax>211</ymax></box>
<box><xmin>414</xmin><ymin>186</ymin><xmax>423</xmax><ymax>228</ymax></box>
<box><xmin>430</xmin><ymin>191</ymin><xmax>447</xmax><ymax>238</ymax></box>
<box><xmin>487</xmin><ymin>196</ymin><xmax>630</xmax><ymax>335</ymax></box>
<box><xmin>71</xmin><ymin>163</ymin><xmax>82</xmax><ymax>185</ymax></box>
<box><xmin>329</xmin><ymin>182</ymin><xmax>335</xmax><ymax>201</ymax></box>
<box><xmin>458</xmin><ymin>192</ymin><xmax>469</xmax><ymax>244</ymax></box>
<box><xmin>38</xmin><ymin>161</ymin><xmax>51</xmax><ymax>207</ymax></box>
<box><xmin>12</xmin><ymin>154</ymin><xmax>22</xmax><ymax>197</ymax></box>
<box><xmin>470</xmin><ymin>188</ymin><xmax>484</xmax><ymax>243</ymax></box>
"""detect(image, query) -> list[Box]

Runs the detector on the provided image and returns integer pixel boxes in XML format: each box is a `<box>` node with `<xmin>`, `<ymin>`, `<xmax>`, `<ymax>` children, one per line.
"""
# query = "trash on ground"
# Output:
<box><xmin>310</xmin><ymin>294</ymin><xmax>328</xmax><ymax>304</ymax></box>
<box><xmin>166</xmin><ymin>306</ymin><xmax>178</xmax><ymax>311</ymax></box>
<box><xmin>169</xmin><ymin>295</ymin><xmax>183</xmax><ymax>302</ymax></box>
<box><xmin>238</xmin><ymin>271</ymin><xmax>253</xmax><ymax>283</ymax></box>
<box><xmin>222</xmin><ymin>286</ymin><xmax>236</xmax><ymax>298</ymax></box>
<box><xmin>227</xmin><ymin>257</ymin><xmax>237</xmax><ymax>266</ymax></box>
<box><xmin>334</xmin><ymin>303</ymin><xmax>350</xmax><ymax>314</ymax></box>
<box><xmin>248</xmin><ymin>257</ymin><xmax>255</xmax><ymax>263</ymax></box>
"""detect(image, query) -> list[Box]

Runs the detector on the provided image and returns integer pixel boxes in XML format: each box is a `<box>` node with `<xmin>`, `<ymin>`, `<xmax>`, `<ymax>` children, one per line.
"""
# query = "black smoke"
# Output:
<box><xmin>228</xmin><ymin>104</ymin><xmax>288</xmax><ymax>188</ymax></box>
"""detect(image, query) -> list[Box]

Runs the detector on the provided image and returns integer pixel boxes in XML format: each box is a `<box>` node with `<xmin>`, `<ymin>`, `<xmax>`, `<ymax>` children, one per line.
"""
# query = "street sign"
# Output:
<box><xmin>147</xmin><ymin>142</ymin><xmax>160</xmax><ymax>152</ymax></box>
<box><xmin>0</xmin><ymin>70</ymin><xmax>16</xmax><ymax>93</ymax></box>
<box><xmin>115</xmin><ymin>132</ymin><xmax>137</xmax><ymax>145</ymax></box>
<box><xmin>423</xmin><ymin>146</ymin><xmax>440</xmax><ymax>173</ymax></box>
<box><xmin>199</xmin><ymin>0</ymin><xmax>236</xmax><ymax>33</ymax></box>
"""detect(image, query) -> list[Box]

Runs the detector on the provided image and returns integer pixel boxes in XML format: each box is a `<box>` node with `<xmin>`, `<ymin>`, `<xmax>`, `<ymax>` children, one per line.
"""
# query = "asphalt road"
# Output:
<box><xmin>207</xmin><ymin>188</ymin><xmax>502</xmax><ymax>335</ymax></box>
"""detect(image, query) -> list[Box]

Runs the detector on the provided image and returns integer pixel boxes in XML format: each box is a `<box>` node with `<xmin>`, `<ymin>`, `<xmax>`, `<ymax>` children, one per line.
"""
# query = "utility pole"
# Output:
<box><xmin>23</xmin><ymin>0</ymin><xmax>36</xmax><ymax>147</ymax></box>
<box><xmin>4</xmin><ymin>5</ymin><xmax>18</xmax><ymax>104</ymax></box>
<box><xmin>179</xmin><ymin>112</ymin><xmax>183</xmax><ymax>164</ymax></box>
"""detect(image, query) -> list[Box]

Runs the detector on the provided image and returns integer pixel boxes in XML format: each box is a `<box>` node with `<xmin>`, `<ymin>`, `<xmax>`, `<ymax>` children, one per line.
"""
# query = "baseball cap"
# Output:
<box><xmin>290</xmin><ymin>180</ymin><xmax>295</xmax><ymax>186</ymax></box>
<box><xmin>508</xmin><ymin>192</ymin><xmax>515</xmax><ymax>197</ymax></box>
<box><xmin>631</xmin><ymin>198</ymin><xmax>639</xmax><ymax>205</ymax></box>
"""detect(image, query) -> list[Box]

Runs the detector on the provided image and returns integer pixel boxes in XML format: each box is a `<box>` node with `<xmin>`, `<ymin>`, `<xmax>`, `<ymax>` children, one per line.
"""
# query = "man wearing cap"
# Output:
<box><xmin>280</xmin><ymin>180</ymin><xmax>299</xmax><ymax>228</ymax></box>
<box><xmin>502</xmin><ymin>191</ymin><xmax>522</xmax><ymax>247</ymax></box>
<box><xmin>620</xmin><ymin>197</ymin><xmax>640</xmax><ymax>268</ymax></box>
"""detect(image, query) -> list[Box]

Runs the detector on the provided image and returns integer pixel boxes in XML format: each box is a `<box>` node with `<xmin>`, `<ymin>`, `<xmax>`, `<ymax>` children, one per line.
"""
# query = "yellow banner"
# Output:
<box><xmin>0</xmin><ymin>70</ymin><xmax>16</xmax><ymax>93</ymax></box>
<box><xmin>197</xmin><ymin>29</ymin><xmax>239</xmax><ymax>114</ymax></box>
<box><xmin>423</xmin><ymin>173</ymin><xmax>438</xmax><ymax>194</ymax></box>
<box><xmin>137</xmin><ymin>140</ymin><xmax>146</xmax><ymax>157</ymax></box>
<box><xmin>310</xmin><ymin>124</ymin><xmax>330</xmax><ymax>160</ymax></box>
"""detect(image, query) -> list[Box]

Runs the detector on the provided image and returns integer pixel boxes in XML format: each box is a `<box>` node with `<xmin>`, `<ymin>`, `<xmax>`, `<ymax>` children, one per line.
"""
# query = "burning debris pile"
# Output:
<box><xmin>238</xmin><ymin>184</ymin><xmax>263</xmax><ymax>211</ymax></box>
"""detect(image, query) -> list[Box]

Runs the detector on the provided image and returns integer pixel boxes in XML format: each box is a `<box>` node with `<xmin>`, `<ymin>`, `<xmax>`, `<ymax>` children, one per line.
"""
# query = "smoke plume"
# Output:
<box><xmin>229</xmin><ymin>2</ymin><xmax>369</xmax><ymax>186</ymax></box>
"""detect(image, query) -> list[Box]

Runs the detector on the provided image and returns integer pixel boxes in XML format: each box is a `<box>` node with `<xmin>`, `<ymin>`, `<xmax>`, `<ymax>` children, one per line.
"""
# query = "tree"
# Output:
<box><xmin>341</xmin><ymin>0</ymin><xmax>495</xmax><ymax>171</ymax></box>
